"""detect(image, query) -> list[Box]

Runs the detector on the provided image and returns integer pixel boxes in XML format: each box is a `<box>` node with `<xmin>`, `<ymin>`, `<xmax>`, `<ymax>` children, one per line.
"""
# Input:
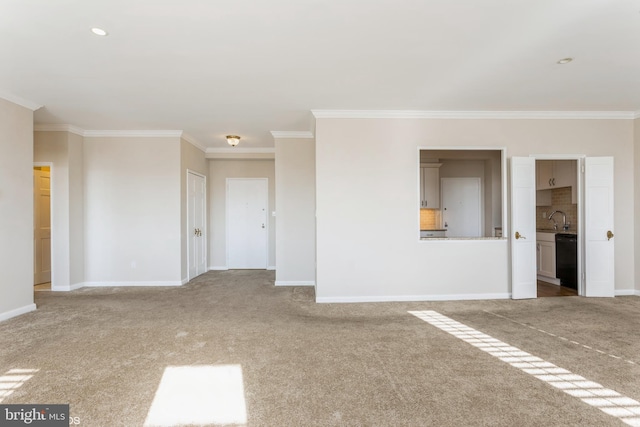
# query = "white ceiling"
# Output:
<box><xmin>2</xmin><ymin>0</ymin><xmax>640</xmax><ymax>148</ymax></box>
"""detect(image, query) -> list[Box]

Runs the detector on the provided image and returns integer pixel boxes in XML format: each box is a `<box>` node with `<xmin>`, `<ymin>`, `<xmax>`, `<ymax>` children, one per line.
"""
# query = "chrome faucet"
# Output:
<box><xmin>548</xmin><ymin>210</ymin><xmax>568</xmax><ymax>231</ymax></box>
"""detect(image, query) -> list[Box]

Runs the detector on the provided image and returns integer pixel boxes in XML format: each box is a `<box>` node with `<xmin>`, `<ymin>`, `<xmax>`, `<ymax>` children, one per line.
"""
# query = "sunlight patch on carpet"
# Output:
<box><xmin>144</xmin><ymin>365</ymin><xmax>247</xmax><ymax>427</ymax></box>
<box><xmin>0</xmin><ymin>369</ymin><xmax>39</xmax><ymax>403</ymax></box>
<box><xmin>410</xmin><ymin>310</ymin><xmax>640</xmax><ymax>427</ymax></box>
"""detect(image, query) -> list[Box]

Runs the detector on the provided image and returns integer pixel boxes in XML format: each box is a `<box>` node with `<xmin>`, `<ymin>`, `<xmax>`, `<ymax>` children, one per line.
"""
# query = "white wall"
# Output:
<box><xmin>315</xmin><ymin>118</ymin><xmax>635</xmax><ymax>301</ymax></box>
<box><xmin>34</xmin><ymin>131</ymin><xmax>84</xmax><ymax>290</ymax></box>
<box><xmin>0</xmin><ymin>98</ymin><xmax>36</xmax><ymax>320</ymax></box>
<box><xmin>208</xmin><ymin>159</ymin><xmax>276</xmax><ymax>269</ymax></box>
<box><xmin>180</xmin><ymin>139</ymin><xmax>207</xmax><ymax>282</ymax></box>
<box><xmin>83</xmin><ymin>137</ymin><xmax>182</xmax><ymax>285</ymax></box>
<box><xmin>275</xmin><ymin>137</ymin><xmax>316</xmax><ymax>286</ymax></box>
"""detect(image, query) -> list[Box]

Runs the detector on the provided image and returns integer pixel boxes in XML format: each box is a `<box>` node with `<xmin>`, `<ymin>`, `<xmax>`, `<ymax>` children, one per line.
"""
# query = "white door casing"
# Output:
<box><xmin>510</xmin><ymin>157</ymin><xmax>537</xmax><ymax>299</ymax></box>
<box><xmin>34</xmin><ymin>167</ymin><xmax>52</xmax><ymax>285</ymax></box>
<box><xmin>441</xmin><ymin>178</ymin><xmax>482</xmax><ymax>238</ymax></box>
<box><xmin>584</xmin><ymin>157</ymin><xmax>615</xmax><ymax>297</ymax></box>
<box><xmin>187</xmin><ymin>172</ymin><xmax>207</xmax><ymax>280</ymax></box>
<box><xmin>227</xmin><ymin>178</ymin><xmax>268</xmax><ymax>269</ymax></box>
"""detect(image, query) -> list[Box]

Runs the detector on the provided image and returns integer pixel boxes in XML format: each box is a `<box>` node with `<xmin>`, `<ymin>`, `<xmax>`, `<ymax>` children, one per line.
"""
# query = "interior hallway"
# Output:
<box><xmin>2</xmin><ymin>271</ymin><xmax>639</xmax><ymax>426</ymax></box>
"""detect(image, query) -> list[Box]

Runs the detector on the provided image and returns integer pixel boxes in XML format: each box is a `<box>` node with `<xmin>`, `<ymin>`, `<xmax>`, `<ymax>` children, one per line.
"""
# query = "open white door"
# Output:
<box><xmin>584</xmin><ymin>157</ymin><xmax>614</xmax><ymax>297</ymax></box>
<box><xmin>510</xmin><ymin>157</ymin><xmax>537</xmax><ymax>299</ymax></box>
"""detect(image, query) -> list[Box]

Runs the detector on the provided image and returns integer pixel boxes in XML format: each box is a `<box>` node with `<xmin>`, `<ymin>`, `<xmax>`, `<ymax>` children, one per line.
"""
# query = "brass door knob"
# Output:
<box><xmin>607</xmin><ymin>230</ymin><xmax>614</xmax><ymax>241</ymax></box>
<box><xmin>515</xmin><ymin>231</ymin><xmax>526</xmax><ymax>240</ymax></box>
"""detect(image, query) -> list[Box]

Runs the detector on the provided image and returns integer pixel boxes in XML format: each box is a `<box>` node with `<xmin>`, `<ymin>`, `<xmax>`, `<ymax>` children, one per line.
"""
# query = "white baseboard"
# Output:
<box><xmin>615</xmin><ymin>289</ymin><xmax>640</xmax><ymax>297</ymax></box>
<box><xmin>275</xmin><ymin>281</ymin><xmax>315</xmax><ymax>287</ymax></box>
<box><xmin>209</xmin><ymin>266</ymin><xmax>229</xmax><ymax>271</ymax></box>
<box><xmin>316</xmin><ymin>293</ymin><xmax>511</xmax><ymax>303</ymax></box>
<box><xmin>267</xmin><ymin>266</ymin><xmax>276</xmax><ymax>271</ymax></box>
<box><xmin>52</xmin><ymin>282</ymin><xmax>85</xmax><ymax>292</ymax></box>
<box><xmin>537</xmin><ymin>275</ymin><xmax>561</xmax><ymax>285</ymax></box>
<box><xmin>181</xmin><ymin>277</ymin><xmax>189</xmax><ymax>285</ymax></box>
<box><xmin>83</xmin><ymin>281</ymin><xmax>184</xmax><ymax>287</ymax></box>
<box><xmin>0</xmin><ymin>303</ymin><xmax>37</xmax><ymax>322</ymax></box>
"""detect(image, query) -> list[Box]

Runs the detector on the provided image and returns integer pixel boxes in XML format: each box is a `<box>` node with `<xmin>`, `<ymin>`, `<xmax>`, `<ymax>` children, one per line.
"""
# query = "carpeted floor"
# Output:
<box><xmin>1</xmin><ymin>270</ymin><xmax>639</xmax><ymax>426</ymax></box>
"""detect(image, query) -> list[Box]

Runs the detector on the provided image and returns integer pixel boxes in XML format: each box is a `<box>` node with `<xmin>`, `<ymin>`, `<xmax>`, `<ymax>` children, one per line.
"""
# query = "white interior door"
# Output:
<box><xmin>584</xmin><ymin>157</ymin><xmax>614</xmax><ymax>297</ymax></box>
<box><xmin>227</xmin><ymin>178</ymin><xmax>268</xmax><ymax>269</ymax></box>
<box><xmin>510</xmin><ymin>157</ymin><xmax>537</xmax><ymax>299</ymax></box>
<box><xmin>441</xmin><ymin>178</ymin><xmax>482</xmax><ymax>237</ymax></box>
<box><xmin>34</xmin><ymin>167</ymin><xmax>51</xmax><ymax>285</ymax></box>
<box><xmin>187</xmin><ymin>172</ymin><xmax>206</xmax><ymax>280</ymax></box>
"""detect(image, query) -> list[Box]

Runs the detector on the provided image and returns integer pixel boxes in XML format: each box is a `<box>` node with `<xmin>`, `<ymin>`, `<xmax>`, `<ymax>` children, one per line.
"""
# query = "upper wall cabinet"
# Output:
<box><xmin>536</xmin><ymin>160</ymin><xmax>576</xmax><ymax>190</ymax></box>
<box><xmin>420</xmin><ymin>163</ymin><xmax>441</xmax><ymax>209</ymax></box>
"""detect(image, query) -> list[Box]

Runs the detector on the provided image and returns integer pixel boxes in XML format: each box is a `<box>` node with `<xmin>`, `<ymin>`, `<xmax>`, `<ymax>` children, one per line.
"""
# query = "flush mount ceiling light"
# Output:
<box><xmin>557</xmin><ymin>57</ymin><xmax>573</xmax><ymax>64</ymax></box>
<box><xmin>91</xmin><ymin>27</ymin><xmax>108</xmax><ymax>36</ymax></box>
<box><xmin>226</xmin><ymin>135</ymin><xmax>241</xmax><ymax>147</ymax></box>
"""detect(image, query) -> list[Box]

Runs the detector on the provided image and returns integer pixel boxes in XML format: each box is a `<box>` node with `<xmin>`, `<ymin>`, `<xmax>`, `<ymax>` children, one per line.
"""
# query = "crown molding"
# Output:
<box><xmin>83</xmin><ymin>130</ymin><xmax>183</xmax><ymax>138</ymax></box>
<box><xmin>270</xmin><ymin>131</ymin><xmax>314</xmax><ymax>139</ymax></box>
<box><xmin>0</xmin><ymin>91</ymin><xmax>42</xmax><ymax>111</ymax></box>
<box><xmin>180</xmin><ymin>132</ymin><xmax>207</xmax><ymax>152</ymax></box>
<box><xmin>634</xmin><ymin>111</ymin><xmax>640</xmax><ymax>119</ymax></box>
<box><xmin>311</xmin><ymin>110</ymin><xmax>637</xmax><ymax>120</ymax></box>
<box><xmin>34</xmin><ymin>124</ymin><xmax>85</xmax><ymax>136</ymax></box>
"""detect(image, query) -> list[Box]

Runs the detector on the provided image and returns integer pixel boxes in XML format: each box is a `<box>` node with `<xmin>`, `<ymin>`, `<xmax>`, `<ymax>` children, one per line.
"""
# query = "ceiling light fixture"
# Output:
<box><xmin>226</xmin><ymin>135</ymin><xmax>241</xmax><ymax>147</ymax></box>
<box><xmin>557</xmin><ymin>57</ymin><xmax>573</xmax><ymax>64</ymax></box>
<box><xmin>91</xmin><ymin>27</ymin><xmax>108</xmax><ymax>36</ymax></box>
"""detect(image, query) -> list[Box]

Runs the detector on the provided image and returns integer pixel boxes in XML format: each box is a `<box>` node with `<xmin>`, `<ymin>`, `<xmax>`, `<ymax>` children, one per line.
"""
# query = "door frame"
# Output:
<box><xmin>186</xmin><ymin>170</ymin><xmax>207</xmax><ymax>282</ymax></box>
<box><xmin>529</xmin><ymin>154</ymin><xmax>584</xmax><ymax>296</ymax></box>
<box><xmin>33</xmin><ymin>162</ymin><xmax>54</xmax><ymax>289</ymax></box>
<box><xmin>225</xmin><ymin>178</ymin><xmax>269</xmax><ymax>269</ymax></box>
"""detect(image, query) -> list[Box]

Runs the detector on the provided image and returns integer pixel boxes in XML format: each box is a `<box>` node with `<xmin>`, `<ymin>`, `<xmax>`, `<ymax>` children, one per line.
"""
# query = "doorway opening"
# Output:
<box><xmin>535</xmin><ymin>158</ymin><xmax>580</xmax><ymax>297</ymax></box>
<box><xmin>33</xmin><ymin>165</ymin><xmax>52</xmax><ymax>291</ymax></box>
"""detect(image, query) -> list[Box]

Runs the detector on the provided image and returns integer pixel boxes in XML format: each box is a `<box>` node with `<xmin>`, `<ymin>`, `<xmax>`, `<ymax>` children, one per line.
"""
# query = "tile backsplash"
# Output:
<box><xmin>420</xmin><ymin>209</ymin><xmax>441</xmax><ymax>229</ymax></box>
<box><xmin>536</xmin><ymin>187</ymin><xmax>577</xmax><ymax>231</ymax></box>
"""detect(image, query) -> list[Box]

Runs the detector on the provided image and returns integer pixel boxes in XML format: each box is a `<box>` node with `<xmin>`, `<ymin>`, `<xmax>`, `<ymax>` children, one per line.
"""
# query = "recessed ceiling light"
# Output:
<box><xmin>91</xmin><ymin>27</ymin><xmax>108</xmax><ymax>36</ymax></box>
<box><xmin>557</xmin><ymin>57</ymin><xmax>573</xmax><ymax>64</ymax></box>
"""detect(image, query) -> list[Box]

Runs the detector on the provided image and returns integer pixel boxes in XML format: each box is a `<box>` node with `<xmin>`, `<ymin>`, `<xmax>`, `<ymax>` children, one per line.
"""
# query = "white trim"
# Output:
<box><xmin>537</xmin><ymin>275</ymin><xmax>561</xmax><ymax>286</ymax></box>
<box><xmin>267</xmin><ymin>266</ymin><xmax>276</xmax><ymax>271</ymax></box>
<box><xmin>209</xmin><ymin>266</ymin><xmax>229</xmax><ymax>271</ymax></box>
<box><xmin>51</xmin><ymin>282</ymin><xmax>85</xmax><ymax>292</ymax></box>
<box><xmin>0</xmin><ymin>303</ymin><xmax>37</xmax><ymax>322</ymax></box>
<box><xmin>83</xmin><ymin>281</ymin><xmax>185</xmax><ymax>287</ymax></box>
<box><xmin>84</xmin><ymin>130</ymin><xmax>183</xmax><ymax>138</ymax></box>
<box><xmin>634</xmin><ymin>111</ymin><xmax>640</xmax><ymax>119</ymax></box>
<box><xmin>317</xmin><ymin>293</ymin><xmax>510</xmax><ymax>303</ymax></box>
<box><xmin>34</xmin><ymin>124</ymin><xmax>85</xmax><ymax>136</ymax></box>
<box><xmin>275</xmin><ymin>281</ymin><xmax>315</xmax><ymax>287</ymax></box>
<box><xmin>181</xmin><ymin>277</ymin><xmax>189</xmax><ymax>285</ymax></box>
<box><xmin>270</xmin><ymin>131</ymin><xmax>314</xmax><ymax>139</ymax></box>
<box><xmin>181</xmin><ymin>133</ymin><xmax>207</xmax><ymax>152</ymax></box>
<box><xmin>615</xmin><ymin>289</ymin><xmax>640</xmax><ymax>297</ymax></box>
<box><xmin>207</xmin><ymin>147</ymin><xmax>275</xmax><ymax>154</ymax></box>
<box><xmin>0</xmin><ymin>91</ymin><xmax>42</xmax><ymax>111</ymax></box>
<box><xmin>312</xmin><ymin>110</ymin><xmax>636</xmax><ymax>120</ymax></box>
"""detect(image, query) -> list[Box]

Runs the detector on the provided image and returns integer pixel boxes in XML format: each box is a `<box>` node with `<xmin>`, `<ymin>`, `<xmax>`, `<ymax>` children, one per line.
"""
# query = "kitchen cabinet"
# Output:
<box><xmin>536</xmin><ymin>160</ymin><xmax>576</xmax><ymax>190</ymax></box>
<box><xmin>536</xmin><ymin>232</ymin><xmax>556</xmax><ymax>279</ymax></box>
<box><xmin>420</xmin><ymin>163</ymin><xmax>441</xmax><ymax>209</ymax></box>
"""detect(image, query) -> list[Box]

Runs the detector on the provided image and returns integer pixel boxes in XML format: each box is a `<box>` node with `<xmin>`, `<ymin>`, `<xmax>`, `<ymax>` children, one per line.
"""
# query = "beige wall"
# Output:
<box><xmin>275</xmin><ymin>138</ymin><xmax>316</xmax><ymax>285</ymax></box>
<box><xmin>34</xmin><ymin>131</ymin><xmax>85</xmax><ymax>290</ymax></box>
<box><xmin>208</xmin><ymin>159</ymin><xmax>276</xmax><ymax>269</ymax></box>
<box><xmin>0</xmin><ymin>98</ymin><xmax>35</xmax><ymax>320</ymax></box>
<box><xmin>315</xmin><ymin>118</ymin><xmax>635</xmax><ymax>301</ymax></box>
<box><xmin>635</xmin><ymin>118</ymin><xmax>640</xmax><ymax>293</ymax></box>
<box><xmin>83</xmin><ymin>137</ymin><xmax>182</xmax><ymax>284</ymax></box>
<box><xmin>180</xmin><ymin>139</ymin><xmax>208</xmax><ymax>281</ymax></box>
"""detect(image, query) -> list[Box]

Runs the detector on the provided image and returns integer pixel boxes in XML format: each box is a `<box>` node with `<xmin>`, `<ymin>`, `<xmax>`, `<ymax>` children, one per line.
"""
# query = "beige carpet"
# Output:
<box><xmin>1</xmin><ymin>270</ymin><xmax>639</xmax><ymax>426</ymax></box>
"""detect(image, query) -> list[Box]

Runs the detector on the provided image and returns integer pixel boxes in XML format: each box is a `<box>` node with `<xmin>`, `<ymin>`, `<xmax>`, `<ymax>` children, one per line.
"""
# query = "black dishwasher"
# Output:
<box><xmin>555</xmin><ymin>233</ymin><xmax>577</xmax><ymax>290</ymax></box>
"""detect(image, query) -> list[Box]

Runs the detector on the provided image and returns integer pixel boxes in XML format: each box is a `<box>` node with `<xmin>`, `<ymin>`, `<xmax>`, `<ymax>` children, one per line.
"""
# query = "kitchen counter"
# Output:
<box><xmin>537</xmin><ymin>229</ymin><xmax>577</xmax><ymax>235</ymax></box>
<box><xmin>420</xmin><ymin>228</ymin><xmax>447</xmax><ymax>232</ymax></box>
